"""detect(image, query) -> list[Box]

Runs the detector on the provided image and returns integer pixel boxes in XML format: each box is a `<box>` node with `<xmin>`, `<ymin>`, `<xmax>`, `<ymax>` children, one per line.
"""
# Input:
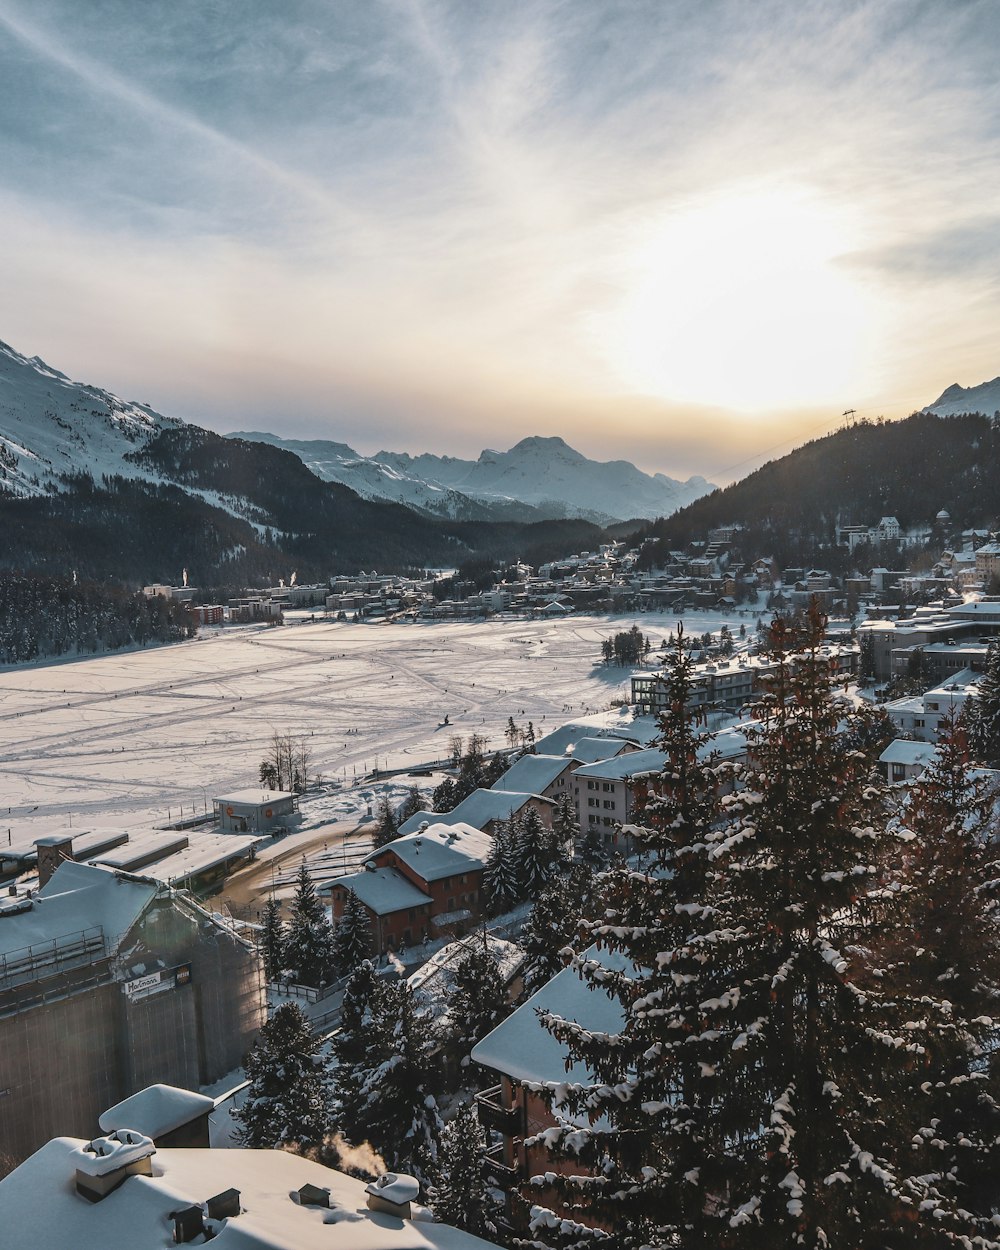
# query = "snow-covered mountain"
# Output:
<box><xmin>924</xmin><ymin>377</ymin><xmax>1000</xmax><ymax>418</ymax></box>
<box><xmin>232</xmin><ymin>431</ymin><xmax>714</xmax><ymax>524</ymax></box>
<box><xmin>0</xmin><ymin>339</ymin><xmax>182</xmax><ymax>497</ymax></box>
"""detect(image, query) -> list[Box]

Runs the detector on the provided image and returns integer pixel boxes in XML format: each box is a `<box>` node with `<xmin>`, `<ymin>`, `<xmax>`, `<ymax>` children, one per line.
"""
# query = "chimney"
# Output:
<box><xmin>72</xmin><ymin>1129</ymin><xmax>155</xmax><ymax>1203</ymax></box>
<box><xmin>365</xmin><ymin>1172</ymin><xmax>419</xmax><ymax>1219</ymax></box>
<box><xmin>171</xmin><ymin>1205</ymin><xmax>205</xmax><ymax>1243</ymax></box>
<box><xmin>35</xmin><ymin>835</ymin><xmax>74</xmax><ymax>887</ymax></box>
<box><xmin>206</xmin><ymin>1188</ymin><xmax>241</xmax><ymax>1220</ymax></box>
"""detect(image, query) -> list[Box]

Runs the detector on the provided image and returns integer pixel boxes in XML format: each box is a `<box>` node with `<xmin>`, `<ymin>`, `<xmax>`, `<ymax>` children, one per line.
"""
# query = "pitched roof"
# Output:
<box><xmin>99</xmin><ymin>1085</ymin><xmax>215</xmax><ymax>1138</ymax></box>
<box><xmin>491</xmin><ymin>754</ymin><xmax>571</xmax><ymax>794</ymax></box>
<box><xmin>374</xmin><ymin>821</ymin><xmax>494</xmax><ymax>881</ymax></box>
<box><xmin>324</xmin><ymin>867</ymin><xmax>430</xmax><ymax>916</ymax></box>
<box><xmin>399</xmin><ymin>790</ymin><xmax>551</xmax><ymax>837</ymax></box>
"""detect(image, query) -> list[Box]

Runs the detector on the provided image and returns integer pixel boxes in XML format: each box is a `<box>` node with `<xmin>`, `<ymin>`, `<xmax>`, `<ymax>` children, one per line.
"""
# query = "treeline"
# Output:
<box><xmin>0</xmin><ymin>570</ymin><xmax>195</xmax><ymax>664</ymax></box>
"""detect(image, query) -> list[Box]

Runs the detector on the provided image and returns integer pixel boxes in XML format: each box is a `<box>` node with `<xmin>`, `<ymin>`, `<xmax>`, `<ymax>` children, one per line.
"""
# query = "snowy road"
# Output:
<box><xmin>0</xmin><ymin>610</ymin><xmax>747</xmax><ymax>838</ymax></box>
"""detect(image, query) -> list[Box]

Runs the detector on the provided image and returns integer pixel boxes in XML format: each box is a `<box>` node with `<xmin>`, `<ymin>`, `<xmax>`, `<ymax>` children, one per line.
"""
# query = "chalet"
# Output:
<box><xmin>471</xmin><ymin>946</ymin><xmax>627</xmax><ymax>1232</ymax></box>
<box><xmin>0</xmin><ymin>861</ymin><xmax>264</xmax><ymax>1169</ymax></box>
<box><xmin>325</xmin><ymin>821</ymin><xmax>493</xmax><ymax>954</ymax></box>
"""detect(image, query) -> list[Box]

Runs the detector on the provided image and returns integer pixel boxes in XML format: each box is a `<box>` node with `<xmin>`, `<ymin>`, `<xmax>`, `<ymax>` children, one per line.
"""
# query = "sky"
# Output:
<box><xmin>1</xmin><ymin>0</ymin><xmax>999</xmax><ymax>484</ymax></box>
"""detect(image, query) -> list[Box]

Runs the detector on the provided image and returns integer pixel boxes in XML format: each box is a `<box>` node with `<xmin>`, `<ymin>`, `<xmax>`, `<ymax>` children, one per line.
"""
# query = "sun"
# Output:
<box><xmin>601</xmin><ymin>186</ymin><xmax>879</xmax><ymax>412</ymax></box>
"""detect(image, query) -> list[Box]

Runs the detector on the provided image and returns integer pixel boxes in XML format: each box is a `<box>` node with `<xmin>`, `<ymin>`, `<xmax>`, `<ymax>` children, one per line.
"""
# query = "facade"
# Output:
<box><xmin>325</xmin><ymin>821</ymin><xmax>493</xmax><ymax>954</ymax></box>
<box><xmin>0</xmin><ymin>861</ymin><xmax>264</xmax><ymax>1170</ymax></box>
<box><xmin>214</xmin><ymin>789</ymin><xmax>296</xmax><ymax>834</ymax></box>
<box><xmin>884</xmin><ymin>669</ymin><xmax>980</xmax><ymax>742</ymax></box>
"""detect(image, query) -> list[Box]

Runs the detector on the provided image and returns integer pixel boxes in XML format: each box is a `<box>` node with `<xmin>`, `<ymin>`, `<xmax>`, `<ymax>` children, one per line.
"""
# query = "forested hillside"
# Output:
<box><xmin>639</xmin><ymin>413</ymin><xmax>1000</xmax><ymax>567</ymax></box>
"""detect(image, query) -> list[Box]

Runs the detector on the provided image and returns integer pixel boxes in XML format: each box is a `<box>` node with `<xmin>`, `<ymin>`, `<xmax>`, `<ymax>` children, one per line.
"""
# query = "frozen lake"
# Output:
<box><xmin>0</xmin><ymin>609</ymin><xmax>753</xmax><ymax>839</ymax></box>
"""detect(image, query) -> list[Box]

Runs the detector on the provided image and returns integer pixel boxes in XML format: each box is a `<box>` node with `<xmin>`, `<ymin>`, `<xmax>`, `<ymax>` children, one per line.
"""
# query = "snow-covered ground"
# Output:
<box><xmin>0</xmin><ymin>610</ymin><xmax>749</xmax><ymax>840</ymax></box>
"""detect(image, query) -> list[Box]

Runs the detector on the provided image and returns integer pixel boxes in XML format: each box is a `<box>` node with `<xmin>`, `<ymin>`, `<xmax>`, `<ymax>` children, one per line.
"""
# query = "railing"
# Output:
<box><xmin>0</xmin><ymin>926</ymin><xmax>107</xmax><ymax>988</ymax></box>
<box><xmin>269</xmin><ymin>975</ymin><xmax>347</xmax><ymax>1004</ymax></box>
<box><xmin>476</xmin><ymin>1085</ymin><xmax>521</xmax><ymax>1134</ymax></box>
<box><xmin>481</xmin><ymin>1142</ymin><xmax>522</xmax><ymax>1189</ymax></box>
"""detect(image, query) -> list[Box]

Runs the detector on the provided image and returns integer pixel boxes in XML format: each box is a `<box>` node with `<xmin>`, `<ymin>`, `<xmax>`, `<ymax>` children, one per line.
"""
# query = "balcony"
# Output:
<box><xmin>481</xmin><ymin>1143</ymin><xmax>522</xmax><ymax>1190</ymax></box>
<box><xmin>475</xmin><ymin>1085</ymin><xmax>521</xmax><ymax>1134</ymax></box>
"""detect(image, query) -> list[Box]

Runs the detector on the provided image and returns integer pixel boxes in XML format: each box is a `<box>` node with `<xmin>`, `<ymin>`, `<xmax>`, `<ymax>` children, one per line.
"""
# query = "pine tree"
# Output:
<box><xmin>284</xmin><ymin>860</ymin><xmax>336</xmax><ymax>988</ymax></box>
<box><xmin>232</xmin><ymin>1002</ymin><xmax>332</xmax><ymax>1149</ymax></box>
<box><xmin>482</xmin><ymin>823</ymin><xmax>519</xmax><ymax>915</ymax></box>
<box><xmin>259</xmin><ymin>893</ymin><xmax>286</xmax><ymax>983</ymax></box>
<box><xmin>513</xmin><ymin>807</ymin><xmax>558</xmax><ymax>894</ymax></box>
<box><xmin>446</xmin><ymin>939</ymin><xmax>508</xmax><ymax>1056</ymax></box>
<box><xmin>427</xmin><ymin>1102</ymin><xmax>498</xmax><ymax>1237</ymax></box>
<box><xmin>373</xmin><ymin>795</ymin><xmax>398</xmax><ymax>849</ymax></box>
<box><xmin>968</xmin><ymin>639</ymin><xmax>1000</xmax><ymax>766</ymax></box>
<box><xmin>354</xmin><ymin>978</ymin><xmax>442</xmax><ymax>1173</ymax></box>
<box><xmin>520</xmin><ymin>862</ymin><xmax>595</xmax><ymax>992</ymax></box>
<box><xmin>399</xmin><ymin>785</ymin><xmax>423</xmax><ymax>824</ymax></box>
<box><xmin>526</xmin><ymin>607</ymin><xmax>965</xmax><ymax>1249</ymax></box>
<box><xmin>890</xmin><ymin>714</ymin><xmax>1000</xmax><ymax>1232</ymax></box>
<box><xmin>552</xmin><ymin>791</ymin><xmax>579</xmax><ymax>858</ymax></box>
<box><xmin>332</xmin><ymin>961</ymin><xmax>384</xmax><ymax>1145</ymax></box>
<box><xmin>332</xmin><ymin>887</ymin><xmax>374</xmax><ymax>975</ymax></box>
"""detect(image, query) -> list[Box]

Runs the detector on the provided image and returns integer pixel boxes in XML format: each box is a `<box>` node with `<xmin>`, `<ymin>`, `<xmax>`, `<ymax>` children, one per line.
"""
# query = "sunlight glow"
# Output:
<box><xmin>604</xmin><ymin>187</ymin><xmax>879</xmax><ymax>412</ymax></box>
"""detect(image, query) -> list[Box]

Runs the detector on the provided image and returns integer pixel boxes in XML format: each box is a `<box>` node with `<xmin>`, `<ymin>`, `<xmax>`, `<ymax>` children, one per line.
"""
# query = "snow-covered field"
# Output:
<box><xmin>0</xmin><ymin>610</ymin><xmax>749</xmax><ymax>840</ymax></box>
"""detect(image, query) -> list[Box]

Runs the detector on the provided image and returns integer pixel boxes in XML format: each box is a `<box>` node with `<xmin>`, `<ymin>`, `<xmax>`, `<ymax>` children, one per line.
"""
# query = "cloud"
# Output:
<box><xmin>1</xmin><ymin>0</ymin><xmax>1000</xmax><ymax>477</ymax></box>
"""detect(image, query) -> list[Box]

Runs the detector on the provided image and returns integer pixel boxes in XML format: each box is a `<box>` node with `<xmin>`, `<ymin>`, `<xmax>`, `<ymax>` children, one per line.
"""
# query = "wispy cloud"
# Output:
<box><xmin>1</xmin><ymin>0</ymin><xmax>999</xmax><ymax>477</ymax></box>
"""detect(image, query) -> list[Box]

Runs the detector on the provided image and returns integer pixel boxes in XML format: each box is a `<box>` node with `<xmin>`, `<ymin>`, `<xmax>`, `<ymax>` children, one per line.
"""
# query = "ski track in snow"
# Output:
<box><xmin>0</xmin><ymin>611</ymin><xmax>744</xmax><ymax>837</ymax></box>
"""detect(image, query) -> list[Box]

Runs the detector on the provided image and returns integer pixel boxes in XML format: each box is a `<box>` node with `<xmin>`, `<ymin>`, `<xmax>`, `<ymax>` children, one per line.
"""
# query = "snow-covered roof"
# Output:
<box><xmin>399</xmin><ymin>790</ymin><xmax>550</xmax><ymax>837</ymax></box>
<box><xmin>491</xmin><ymin>753</ymin><xmax>571</xmax><ymax>795</ymax></box>
<box><xmin>0</xmin><ymin>1136</ymin><xmax>498</xmax><ymax>1250</ymax></box>
<box><xmin>138</xmin><ymin>833</ymin><xmax>260</xmax><ymax>885</ymax></box>
<box><xmin>0</xmin><ymin>861</ymin><xmax>156</xmax><ymax>960</ymax></box>
<box><xmin>213</xmin><ymin>789</ymin><xmax>294</xmax><ymax>807</ymax></box>
<box><xmin>99</xmin><ymin>1084</ymin><xmax>215</xmax><ymax>1138</ymax></box>
<box><xmin>567</xmin><ymin>737</ymin><xmax>634</xmax><ymax>764</ymax></box>
<box><xmin>572</xmin><ymin>747</ymin><xmax>667</xmax><ymax>782</ymax></box>
<box><xmin>533</xmin><ymin>714</ymin><xmax>657</xmax><ymax>755</ymax></box>
<box><xmin>325</xmin><ymin>867</ymin><xmax>431</xmax><ymax>916</ymax></box>
<box><xmin>375</xmin><ymin>821</ymin><xmax>494</xmax><ymax>881</ymax></box>
<box><xmin>879</xmin><ymin>740</ymin><xmax>938</xmax><ymax>767</ymax></box>
<box><xmin>471</xmin><ymin>946</ymin><xmax>629</xmax><ymax>1086</ymax></box>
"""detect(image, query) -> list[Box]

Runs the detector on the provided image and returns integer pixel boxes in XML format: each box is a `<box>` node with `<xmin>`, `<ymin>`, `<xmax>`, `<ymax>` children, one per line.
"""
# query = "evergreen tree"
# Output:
<box><xmin>446</xmin><ymin>939</ymin><xmax>508</xmax><ymax>1056</ymax></box>
<box><xmin>373</xmin><ymin>795</ymin><xmax>398</xmax><ymax>849</ymax></box>
<box><xmin>427</xmin><ymin>1102</ymin><xmax>498</xmax><ymax>1237</ymax></box>
<box><xmin>513</xmin><ymin>807</ymin><xmax>557</xmax><ymax>893</ymax></box>
<box><xmin>332</xmin><ymin>961</ymin><xmax>384</xmax><ymax>1145</ymax></box>
<box><xmin>968</xmin><ymin>639</ymin><xmax>1000</xmax><ymax>766</ymax></box>
<box><xmin>332</xmin><ymin>888</ymin><xmax>374</xmax><ymax>975</ymax></box>
<box><xmin>284</xmin><ymin>860</ymin><xmax>336</xmax><ymax>988</ymax></box>
<box><xmin>520</xmin><ymin>862</ymin><xmax>595</xmax><ymax>992</ymax></box>
<box><xmin>354</xmin><ymin>978</ymin><xmax>442</xmax><ymax>1173</ymax></box>
<box><xmin>527</xmin><ymin>607</ymin><xmax>966</xmax><ymax>1249</ymax></box>
<box><xmin>890</xmin><ymin>715</ymin><xmax>1000</xmax><ymax>1230</ymax></box>
<box><xmin>482</xmin><ymin>823</ymin><xmax>519</xmax><ymax>915</ymax></box>
<box><xmin>552</xmin><ymin>791</ymin><xmax>579</xmax><ymax>858</ymax></box>
<box><xmin>398</xmin><ymin>785</ymin><xmax>423</xmax><ymax>824</ymax></box>
<box><xmin>232</xmin><ymin>1002</ymin><xmax>332</xmax><ymax>1149</ymax></box>
<box><xmin>433</xmin><ymin>777</ymin><xmax>458</xmax><ymax>813</ymax></box>
<box><xmin>259</xmin><ymin>894</ymin><xmax>286</xmax><ymax>983</ymax></box>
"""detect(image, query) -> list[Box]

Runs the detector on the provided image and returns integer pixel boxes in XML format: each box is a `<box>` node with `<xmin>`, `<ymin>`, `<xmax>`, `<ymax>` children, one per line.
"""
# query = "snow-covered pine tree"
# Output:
<box><xmin>552</xmin><ymin>791</ymin><xmax>579</xmax><ymax>859</ymax></box>
<box><xmin>967</xmin><ymin>639</ymin><xmax>1000</xmax><ymax>766</ymax></box>
<box><xmin>332</xmin><ymin>887</ymin><xmax>374</xmax><ymax>975</ymax></box>
<box><xmin>427</xmin><ymin>1102</ymin><xmax>498</xmax><ymax>1237</ymax></box>
<box><xmin>514</xmin><ymin>807</ymin><xmax>558</xmax><ymax>894</ymax></box>
<box><xmin>399</xmin><ymin>785</ymin><xmax>423</xmax><ymax>825</ymax></box>
<box><xmin>520</xmin><ymin>862</ymin><xmax>595</xmax><ymax>993</ymax></box>
<box><xmin>231</xmin><ymin>1002</ymin><xmax>332</xmax><ymax>1150</ymax></box>
<box><xmin>259</xmin><ymin>893</ymin><xmax>286</xmax><ymax>983</ymax></box>
<box><xmin>354</xmin><ymin>978</ymin><xmax>442</xmax><ymax>1173</ymax></box>
<box><xmin>890</xmin><ymin>713</ymin><xmax>1000</xmax><ymax>1234</ymax></box>
<box><xmin>482</xmin><ymin>822</ymin><xmax>520</xmax><ymax>915</ymax></box>
<box><xmin>372</xmin><ymin>795</ymin><xmax>398</xmax><ymax>849</ymax></box>
<box><xmin>523</xmin><ymin>620</ymin><xmax>744</xmax><ymax>1248</ymax></box>
<box><xmin>446</xmin><ymin>938</ymin><xmax>508</xmax><ymax>1057</ymax></box>
<box><xmin>331</xmin><ymin>960</ymin><xmax>384</xmax><ymax>1146</ymax></box>
<box><xmin>284</xmin><ymin>860</ymin><xmax>336</xmax><ymax>988</ymax></box>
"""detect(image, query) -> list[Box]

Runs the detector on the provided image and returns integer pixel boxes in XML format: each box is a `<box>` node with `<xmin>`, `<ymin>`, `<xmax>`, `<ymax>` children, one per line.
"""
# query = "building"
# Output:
<box><xmin>398</xmin><ymin>788</ymin><xmax>554</xmax><ymax>837</ymax></box>
<box><xmin>0</xmin><ymin>861</ymin><xmax>264</xmax><ymax>1169</ymax></box>
<box><xmin>883</xmin><ymin>669</ymin><xmax>980</xmax><ymax>742</ymax></box>
<box><xmin>214</xmin><ymin>789</ymin><xmax>297</xmax><ymax>834</ymax></box>
<box><xmin>490</xmin><ymin>753</ymin><xmax>574</xmax><ymax>802</ymax></box>
<box><xmin>878</xmin><ymin>739</ymin><xmax>937</xmax><ymax>783</ymax></box>
<box><xmin>471</xmin><ymin>946</ymin><xmax>627</xmax><ymax>1231</ymax></box>
<box><xmin>325</xmin><ymin>821</ymin><xmax>494</xmax><ymax>954</ymax></box>
<box><xmin>0</xmin><ymin>1086</ymin><xmax>499</xmax><ymax>1249</ymax></box>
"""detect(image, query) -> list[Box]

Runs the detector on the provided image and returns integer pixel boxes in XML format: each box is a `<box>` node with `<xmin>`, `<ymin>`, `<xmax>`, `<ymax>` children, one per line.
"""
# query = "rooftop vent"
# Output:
<box><xmin>206</xmin><ymin>1188</ymin><xmax>241</xmax><ymax>1220</ymax></box>
<box><xmin>297</xmin><ymin>1183</ymin><xmax>331</xmax><ymax>1208</ymax></box>
<box><xmin>171</xmin><ymin>1204</ymin><xmax>205</xmax><ymax>1244</ymax></box>
<box><xmin>365</xmin><ymin>1172</ymin><xmax>419</xmax><ymax>1219</ymax></box>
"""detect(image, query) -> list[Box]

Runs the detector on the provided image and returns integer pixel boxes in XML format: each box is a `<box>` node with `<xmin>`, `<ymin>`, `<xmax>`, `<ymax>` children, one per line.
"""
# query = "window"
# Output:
<box><xmin>408</xmin><ymin>908</ymin><xmax>415</xmax><ymax>922</ymax></box>
<box><xmin>587</xmin><ymin>780</ymin><xmax>595</xmax><ymax>790</ymax></box>
<box><xmin>603</xmin><ymin>799</ymin><xmax>614</xmax><ymax>810</ymax></box>
<box><xmin>588</xmin><ymin>797</ymin><xmax>597</xmax><ymax>807</ymax></box>
<box><xmin>602</xmin><ymin>782</ymin><xmax>613</xmax><ymax>792</ymax></box>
